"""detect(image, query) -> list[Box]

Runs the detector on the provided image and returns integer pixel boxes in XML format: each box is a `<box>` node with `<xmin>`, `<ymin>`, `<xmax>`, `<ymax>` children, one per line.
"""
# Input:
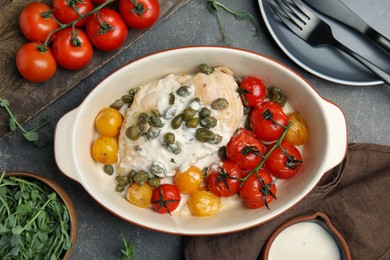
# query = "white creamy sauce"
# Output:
<box><xmin>117</xmin><ymin>72</ymin><xmax>238</xmax><ymax>177</ymax></box>
<box><xmin>268</xmin><ymin>222</ymin><xmax>341</xmax><ymax>260</ymax></box>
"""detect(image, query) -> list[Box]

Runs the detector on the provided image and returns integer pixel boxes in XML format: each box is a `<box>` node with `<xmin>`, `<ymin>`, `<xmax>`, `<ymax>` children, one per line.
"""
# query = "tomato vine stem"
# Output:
<box><xmin>43</xmin><ymin>0</ymin><xmax>115</xmax><ymax>46</ymax></box>
<box><xmin>239</xmin><ymin>120</ymin><xmax>293</xmax><ymax>186</ymax></box>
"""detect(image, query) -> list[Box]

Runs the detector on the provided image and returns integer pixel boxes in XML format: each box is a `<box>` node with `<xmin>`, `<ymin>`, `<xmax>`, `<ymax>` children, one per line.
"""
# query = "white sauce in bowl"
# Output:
<box><xmin>268</xmin><ymin>222</ymin><xmax>341</xmax><ymax>260</ymax></box>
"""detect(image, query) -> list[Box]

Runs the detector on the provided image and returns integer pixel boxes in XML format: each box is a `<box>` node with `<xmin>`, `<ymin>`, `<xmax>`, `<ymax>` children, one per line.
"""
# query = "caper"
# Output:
<box><xmin>128</xmin><ymin>87</ymin><xmax>140</xmax><ymax>96</ymax></box>
<box><xmin>198</xmin><ymin>107</ymin><xmax>211</xmax><ymax>119</ymax></box>
<box><xmin>164</xmin><ymin>132</ymin><xmax>175</xmax><ymax>145</ymax></box>
<box><xmin>200</xmin><ymin>64</ymin><xmax>214</xmax><ymax>75</ymax></box>
<box><xmin>267</xmin><ymin>86</ymin><xmax>287</xmax><ymax>107</ymax></box>
<box><xmin>126</xmin><ymin>125</ymin><xmax>142</xmax><ymax>140</ymax></box>
<box><xmin>211</xmin><ymin>98</ymin><xmax>229</xmax><ymax>110</ymax></box>
<box><xmin>121</xmin><ymin>94</ymin><xmax>134</xmax><ymax>104</ymax></box>
<box><xmin>176</xmin><ymin>85</ymin><xmax>191</xmax><ymax>97</ymax></box>
<box><xmin>133</xmin><ymin>170</ymin><xmax>149</xmax><ymax>185</ymax></box>
<box><xmin>171</xmin><ymin>114</ymin><xmax>184</xmax><ymax>129</ymax></box>
<box><xmin>152</xmin><ymin>109</ymin><xmax>161</xmax><ymax>118</ymax></box>
<box><xmin>209</xmin><ymin>134</ymin><xmax>222</xmax><ymax>144</ymax></box>
<box><xmin>115</xmin><ymin>184</ymin><xmax>125</xmax><ymax>193</ymax></box>
<box><xmin>137</xmin><ymin>121</ymin><xmax>148</xmax><ymax>133</ymax></box>
<box><xmin>195</xmin><ymin>128</ymin><xmax>215</xmax><ymax>142</ymax></box>
<box><xmin>103</xmin><ymin>165</ymin><xmax>114</xmax><ymax>175</ymax></box>
<box><xmin>148</xmin><ymin>177</ymin><xmax>161</xmax><ymax>188</ymax></box>
<box><xmin>115</xmin><ymin>175</ymin><xmax>129</xmax><ymax>186</ymax></box>
<box><xmin>167</xmin><ymin>142</ymin><xmax>181</xmax><ymax>154</ymax></box>
<box><xmin>164</xmin><ymin>106</ymin><xmax>176</xmax><ymax>119</ymax></box>
<box><xmin>150</xmin><ymin>161</ymin><xmax>167</xmax><ymax>178</ymax></box>
<box><xmin>200</xmin><ymin>116</ymin><xmax>217</xmax><ymax>128</ymax></box>
<box><xmin>138</xmin><ymin>112</ymin><xmax>149</xmax><ymax>123</ymax></box>
<box><xmin>189</xmin><ymin>97</ymin><xmax>202</xmax><ymax>111</ymax></box>
<box><xmin>149</xmin><ymin>115</ymin><xmax>164</xmax><ymax>128</ymax></box>
<box><xmin>146</xmin><ymin>126</ymin><xmax>160</xmax><ymax>140</ymax></box>
<box><xmin>110</xmin><ymin>99</ymin><xmax>123</xmax><ymax>110</ymax></box>
<box><xmin>128</xmin><ymin>170</ymin><xmax>137</xmax><ymax>182</ymax></box>
<box><xmin>218</xmin><ymin>146</ymin><xmax>227</xmax><ymax>160</ymax></box>
<box><xmin>169</xmin><ymin>92</ymin><xmax>175</xmax><ymax>105</ymax></box>
<box><xmin>183</xmin><ymin>107</ymin><xmax>196</xmax><ymax>122</ymax></box>
<box><xmin>186</xmin><ymin>117</ymin><xmax>199</xmax><ymax>128</ymax></box>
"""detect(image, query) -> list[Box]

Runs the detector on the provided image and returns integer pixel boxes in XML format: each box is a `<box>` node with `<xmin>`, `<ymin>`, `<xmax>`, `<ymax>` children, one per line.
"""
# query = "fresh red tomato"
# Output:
<box><xmin>250</xmin><ymin>101</ymin><xmax>288</xmax><ymax>142</ymax></box>
<box><xmin>118</xmin><ymin>0</ymin><xmax>160</xmax><ymax>29</ymax></box>
<box><xmin>151</xmin><ymin>184</ymin><xmax>181</xmax><ymax>214</ymax></box>
<box><xmin>265</xmin><ymin>141</ymin><xmax>303</xmax><ymax>179</ymax></box>
<box><xmin>52</xmin><ymin>0</ymin><xmax>94</xmax><ymax>27</ymax></box>
<box><xmin>205</xmin><ymin>160</ymin><xmax>243</xmax><ymax>197</ymax></box>
<box><xmin>86</xmin><ymin>8</ymin><xmax>128</xmax><ymax>51</ymax></box>
<box><xmin>239</xmin><ymin>169</ymin><xmax>276</xmax><ymax>209</ymax></box>
<box><xmin>52</xmin><ymin>28</ymin><xmax>93</xmax><ymax>70</ymax></box>
<box><xmin>16</xmin><ymin>42</ymin><xmax>57</xmax><ymax>82</ymax></box>
<box><xmin>226</xmin><ymin>128</ymin><xmax>265</xmax><ymax>171</ymax></box>
<box><xmin>239</xmin><ymin>76</ymin><xmax>267</xmax><ymax>107</ymax></box>
<box><xmin>19</xmin><ymin>2</ymin><xmax>59</xmax><ymax>43</ymax></box>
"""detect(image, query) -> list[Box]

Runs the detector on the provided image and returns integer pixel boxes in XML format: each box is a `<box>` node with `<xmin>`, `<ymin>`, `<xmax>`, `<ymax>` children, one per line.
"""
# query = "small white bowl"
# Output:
<box><xmin>54</xmin><ymin>46</ymin><xmax>347</xmax><ymax>235</ymax></box>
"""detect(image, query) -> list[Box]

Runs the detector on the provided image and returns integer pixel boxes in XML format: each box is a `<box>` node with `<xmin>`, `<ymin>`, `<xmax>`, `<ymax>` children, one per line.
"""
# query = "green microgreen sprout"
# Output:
<box><xmin>0</xmin><ymin>98</ymin><xmax>49</xmax><ymax>143</ymax></box>
<box><xmin>0</xmin><ymin>171</ymin><xmax>72</xmax><ymax>259</ymax></box>
<box><xmin>207</xmin><ymin>0</ymin><xmax>260</xmax><ymax>44</ymax></box>
<box><xmin>120</xmin><ymin>234</ymin><xmax>135</xmax><ymax>260</ymax></box>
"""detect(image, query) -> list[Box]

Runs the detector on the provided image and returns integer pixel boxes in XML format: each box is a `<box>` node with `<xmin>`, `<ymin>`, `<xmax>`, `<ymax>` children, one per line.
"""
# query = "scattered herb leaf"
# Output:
<box><xmin>0</xmin><ymin>98</ymin><xmax>49</xmax><ymax>144</ymax></box>
<box><xmin>207</xmin><ymin>0</ymin><xmax>260</xmax><ymax>44</ymax></box>
<box><xmin>120</xmin><ymin>234</ymin><xmax>135</xmax><ymax>260</ymax></box>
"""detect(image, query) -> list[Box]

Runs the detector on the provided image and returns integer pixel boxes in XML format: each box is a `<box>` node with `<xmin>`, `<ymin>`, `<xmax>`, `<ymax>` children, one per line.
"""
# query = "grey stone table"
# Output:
<box><xmin>1</xmin><ymin>0</ymin><xmax>389</xmax><ymax>259</ymax></box>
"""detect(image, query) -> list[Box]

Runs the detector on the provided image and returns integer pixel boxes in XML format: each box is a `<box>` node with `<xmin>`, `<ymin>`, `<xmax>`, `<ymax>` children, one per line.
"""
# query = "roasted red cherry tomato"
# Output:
<box><xmin>52</xmin><ymin>28</ymin><xmax>93</xmax><ymax>70</ymax></box>
<box><xmin>250</xmin><ymin>101</ymin><xmax>288</xmax><ymax>142</ymax></box>
<box><xmin>118</xmin><ymin>0</ymin><xmax>160</xmax><ymax>29</ymax></box>
<box><xmin>239</xmin><ymin>169</ymin><xmax>276</xmax><ymax>209</ymax></box>
<box><xmin>239</xmin><ymin>76</ymin><xmax>267</xmax><ymax>107</ymax></box>
<box><xmin>19</xmin><ymin>2</ymin><xmax>59</xmax><ymax>43</ymax></box>
<box><xmin>151</xmin><ymin>184</ymin><xmax>181</xmax><ymax>214</ymax></box>
<box><xmin>52</xmin><ymin>0</ymin><xmax>94</xmax><ymax>27</ymax></box>
<box><xmin>86</xmin><ymin>8</ymin><xmax>128</xmax><ymax>52</ymax></box>
<box><xmin>16</xmin><ymin>42</ymin><xmax>57</xmax><ymax>82</ymax></box>
<box><xmin>205</xmin><ymin>160</ymin><xmax>243</xmax><ymax>197</ymax></box>
<box><xmin>226</xmin><ymin>128</ymin><xmax>265</xmax><ymax>171</ymax></box>
<box><xmin>265</xmin><ymin>141</ymin><xmax>303</xmax><ymax>179</ymax></box>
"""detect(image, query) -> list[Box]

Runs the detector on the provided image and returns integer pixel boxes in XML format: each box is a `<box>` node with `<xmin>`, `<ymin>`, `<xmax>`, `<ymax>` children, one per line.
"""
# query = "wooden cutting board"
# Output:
<box><xmin>0</xmin><ymin>0</ymin><xmax>190</xmax><ymax>139</ymax></box>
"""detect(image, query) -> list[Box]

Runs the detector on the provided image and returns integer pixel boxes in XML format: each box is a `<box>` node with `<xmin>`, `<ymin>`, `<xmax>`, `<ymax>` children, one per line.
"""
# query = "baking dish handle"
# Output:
<box><xmin>322</xmin><ymin>100</ymin><xmax>348</xmax><ymax>171</ymax></box>
<box><xmin>54</xmin><ymin>109</ymin><xmax>82</xmax><ymax>184</ymax></box>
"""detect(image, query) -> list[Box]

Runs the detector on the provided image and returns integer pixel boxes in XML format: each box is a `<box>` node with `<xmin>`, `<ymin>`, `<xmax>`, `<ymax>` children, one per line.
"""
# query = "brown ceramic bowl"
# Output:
<box><xmin>262</xmin><ymin>212</ymin><xmax>351</xmax><ymax>260</ymax></box>
<box><xmin>3</xmin><ymin>171</ymin><xmax>77</xmax><ymax>259</ymax></box>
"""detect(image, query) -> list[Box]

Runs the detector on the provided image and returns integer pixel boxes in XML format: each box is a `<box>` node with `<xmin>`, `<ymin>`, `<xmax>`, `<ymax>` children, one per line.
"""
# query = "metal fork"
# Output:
<box><xmin>267</xmin><ymin>0</ymin><xmax>390</xmax><ymax>85</ymax></box>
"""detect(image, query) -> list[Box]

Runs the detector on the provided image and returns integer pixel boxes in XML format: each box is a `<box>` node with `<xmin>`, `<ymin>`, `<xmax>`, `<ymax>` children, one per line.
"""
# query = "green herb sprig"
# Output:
<box><xmin>207</xmin><ymin>0</ymin><xmax>260</xmax><ymax>44</ymax></box>
<box><xmin>0</xmin><ymin>171</ymin><xmax>72</xmax><ymax>259</ymax></box>
<box><xmin>120</xmin><ymin>234</ymin><xmax>135</xmax><ymax>260</ymax></box>
<box><xmin>0</xmin><ymin>98</ymin><xmax>49</xmax><ymax>143</ymax></box>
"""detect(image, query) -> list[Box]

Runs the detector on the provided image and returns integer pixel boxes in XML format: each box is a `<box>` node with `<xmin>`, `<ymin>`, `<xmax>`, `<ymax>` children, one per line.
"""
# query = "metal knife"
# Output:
<box><xmin>303</xmin><ymin>0</ymin><xmax>390</xmax><ymax>53</ymax></box>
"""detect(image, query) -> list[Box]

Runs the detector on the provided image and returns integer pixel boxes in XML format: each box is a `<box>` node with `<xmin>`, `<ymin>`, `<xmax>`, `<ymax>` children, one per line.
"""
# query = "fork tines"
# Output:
<box><xmin>267</xmin><ymin>0</ymin><xmax>312</xmax><ymax>32</ymax></box>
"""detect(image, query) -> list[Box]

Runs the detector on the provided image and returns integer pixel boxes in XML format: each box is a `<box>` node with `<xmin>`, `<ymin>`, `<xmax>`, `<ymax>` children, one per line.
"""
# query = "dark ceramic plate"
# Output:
<box><xmin>259</xmin><ymin>0</ymin><xmax>390</xmax><ymax>86</ymax></box>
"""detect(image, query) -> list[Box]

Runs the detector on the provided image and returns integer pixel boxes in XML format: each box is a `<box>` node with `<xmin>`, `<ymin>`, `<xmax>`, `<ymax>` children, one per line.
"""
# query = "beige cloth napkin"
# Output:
<box><xmin>184</xmin><ymin>143</ymin><xmax>390</xmax><ymax>260</ymax></box>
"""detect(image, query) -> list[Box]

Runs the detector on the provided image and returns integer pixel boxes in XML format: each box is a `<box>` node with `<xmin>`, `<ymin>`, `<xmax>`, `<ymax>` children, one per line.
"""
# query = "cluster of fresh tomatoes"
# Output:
<box><xmin>91</xmin><ymin>74</ymin><xmax>309</xmax><ymax>217</ymax></box>
<box><xmin>16</xmin><ymin>0</ymin><xmax>160</xmax><ymax>83</ymax></box>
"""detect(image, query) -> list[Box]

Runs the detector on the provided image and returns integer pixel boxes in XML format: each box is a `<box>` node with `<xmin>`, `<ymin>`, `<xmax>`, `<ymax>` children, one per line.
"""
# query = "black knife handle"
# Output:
<box><xmin>334</xmin><ymin>40</ymin><xmax>390</xmax><ymax>85</ymax></box>
<box><xmin>366</xmin><ymin>27</ymin><xmax>390</xmax><ymax>54</ymax></box>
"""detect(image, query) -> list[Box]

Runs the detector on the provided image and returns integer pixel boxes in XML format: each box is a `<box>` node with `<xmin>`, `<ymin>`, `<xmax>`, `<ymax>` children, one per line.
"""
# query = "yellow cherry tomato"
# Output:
<box><xmin>188</xmin><ymin>190</ymin><xmax>221</xmax><ymax>217</ymax></box>
<box><xmin>174</xmin><ymin>165</ymin><xmax>203</xmax><ymax>194</ymax></box>
<box><xmin>126</xmin><ymin>183</ymin><xmax>153</xmax><ymax>208</ymax></box>
<box><xmin>285</xmin><ymin>112</ymin><xmax>309</xmax><ymax>146</ymax></box>
<box><xmin>91</xmin><ymin>136</ymin><xmax>118</xmax><ymax>164</ymax></box>
<box><xmin>95</xmin><ymin>107</ymin><xmax>123</xmax><ymax>137</ymax></box>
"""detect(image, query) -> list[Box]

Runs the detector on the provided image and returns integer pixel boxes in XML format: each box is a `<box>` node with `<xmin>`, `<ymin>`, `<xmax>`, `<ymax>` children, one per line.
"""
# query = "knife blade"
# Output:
<box><xmin>303</xmin><ymin>0</ymin><xmax>390</xmax><ymax>53</ymax></box>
